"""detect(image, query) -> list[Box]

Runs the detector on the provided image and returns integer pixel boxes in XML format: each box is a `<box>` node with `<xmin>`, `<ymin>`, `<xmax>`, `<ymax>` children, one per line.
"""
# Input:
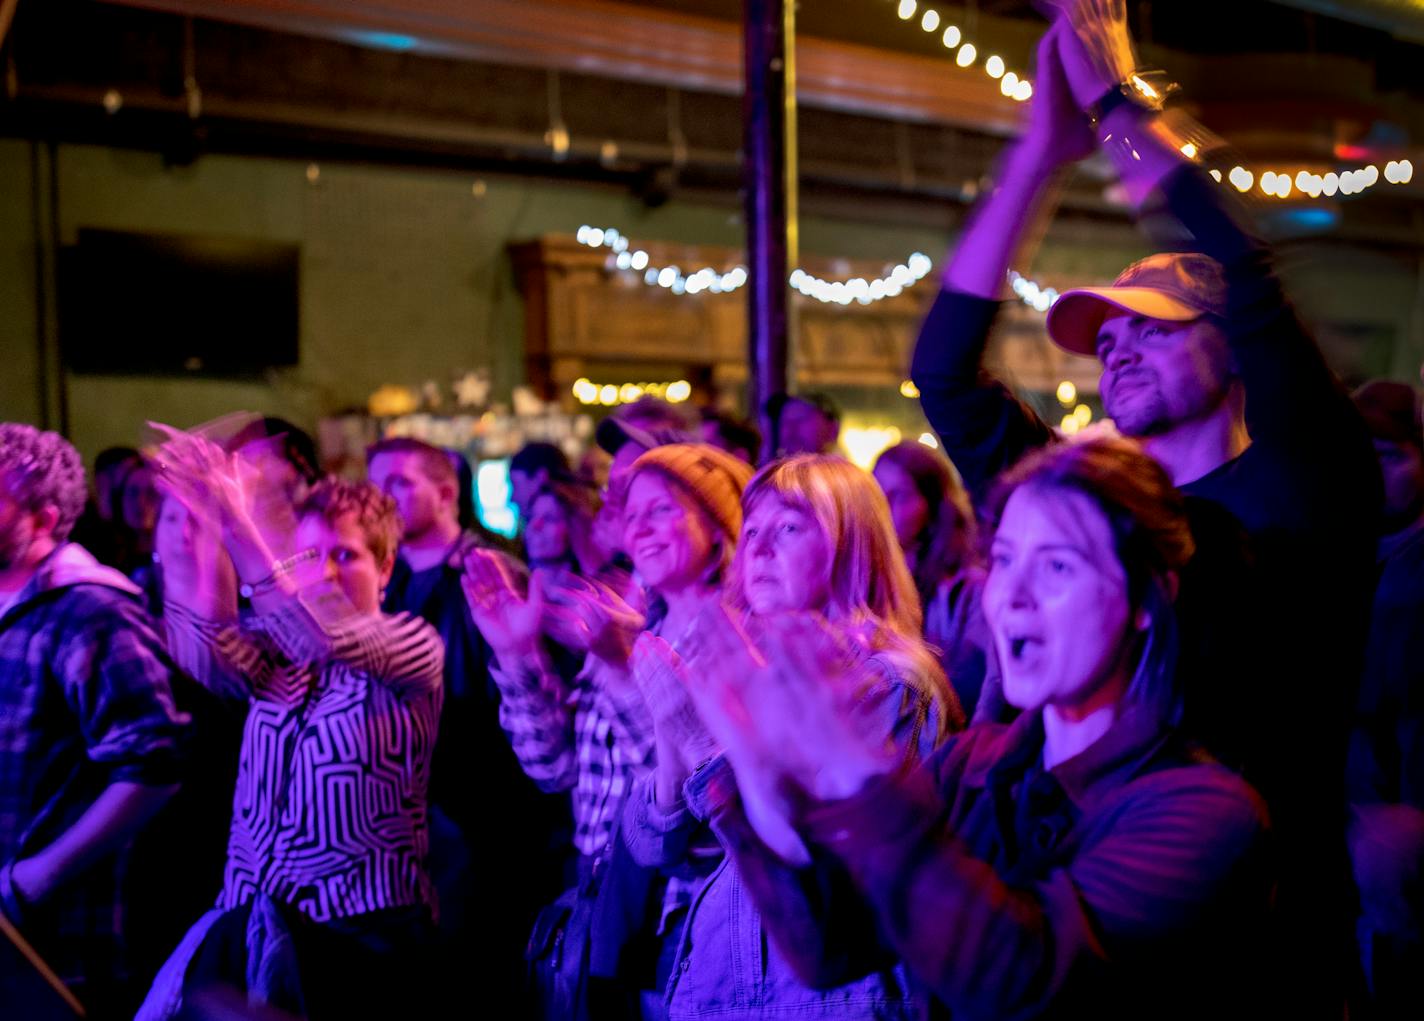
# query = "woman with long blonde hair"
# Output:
<box><xmin>621</xmin><ymin>453</ymin><xmax>962</xmax><ymax>1020</ymax></box>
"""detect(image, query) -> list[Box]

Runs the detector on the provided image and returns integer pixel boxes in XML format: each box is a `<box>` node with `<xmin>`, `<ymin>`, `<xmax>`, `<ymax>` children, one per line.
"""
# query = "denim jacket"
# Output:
<box><xmin>624</xmin><ymin>649</ymin><xmax>959</xmax><ymax>1019</ymax></box>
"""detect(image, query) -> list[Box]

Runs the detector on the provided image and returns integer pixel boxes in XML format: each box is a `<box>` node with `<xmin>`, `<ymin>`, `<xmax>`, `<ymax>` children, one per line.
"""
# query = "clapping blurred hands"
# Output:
<box><xmin>672</xmin><ymin>606</ymin><xmax>895</xmax><ymax>862</ymax></box>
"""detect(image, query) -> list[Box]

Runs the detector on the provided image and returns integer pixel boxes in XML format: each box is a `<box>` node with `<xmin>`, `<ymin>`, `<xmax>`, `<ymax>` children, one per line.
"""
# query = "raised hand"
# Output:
<box><xmin>755</xmin><ymin>615</ymin><xmax>894</xmax><ymax>801</ymax></box>
<box><xmin>543</xmin><ymin>572</ymin><xmax>645</xmax><ymax>668</ymax></box>
<box><xmin>462</xmin><ymin>549</ymin><xmax>544</xmax><ymax>658</ymax></box>
<box><xmin>148</xmin><ymin>422</ymin><xmax>249</xmax><ymax>532</ymax></box>
<box><xmin>1040</xmin><ymin>0</ymin><xmax>1139</xmax><ymax>111</ymax></box>
<box><xmin>631</xmin><ymin>634</ymin><xmax>719</xmax><ymax>772</ymax></box>
<box><xmin>1022</xmin><ymin>20</ymin><xmax>1096</xmax><ymax>169</ymax></box>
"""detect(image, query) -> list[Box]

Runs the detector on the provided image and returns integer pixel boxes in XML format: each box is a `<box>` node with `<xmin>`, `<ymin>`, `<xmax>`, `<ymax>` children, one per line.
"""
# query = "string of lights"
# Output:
<box><xmin>1209</xmin><ymin>159</ymin><xmax>1414</xmax><ymax>199</ymax></box>
<box><xmin>887</xmin><ymin>4</ymin><xmax>1415</xmax><ymax>203</ymax></box>
<box><xmin>896</xmin><ymin>0</ymin><xmax>1035</xmax><ymax>102</ymax></box>
<box><xmin>575</xmin><ymin>225</ymin><xmax>934</xmax><ymax>305</ymax></box>
<box><xmin>571</xmin><ymin>377</ymin><xmax>692</xmax><ymax>407</ymax></box>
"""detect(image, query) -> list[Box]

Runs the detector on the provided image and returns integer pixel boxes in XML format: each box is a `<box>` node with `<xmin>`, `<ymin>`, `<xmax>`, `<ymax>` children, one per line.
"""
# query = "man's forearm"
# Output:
<box><xmin>945</xmin><ymin>139</ymin><xmax>1066</xmax><ymax>300</ymax></box>
<box><xmin>1098</xmin><ymin>103</ymin><xmax>1196</xmax><ymax>210</ymax></box>
<box><xmin>11</xmin><ymin>781</ymin><xmax>178</xmax><ymax>904</ymax></box>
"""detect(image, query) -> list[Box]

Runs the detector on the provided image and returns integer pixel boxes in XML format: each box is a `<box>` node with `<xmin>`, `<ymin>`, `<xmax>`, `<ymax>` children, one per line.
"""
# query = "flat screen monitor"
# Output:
<box><xmin>60</xmin><ymin>228</ymin><xmax>299</xmax><ymax>376</ymax></box>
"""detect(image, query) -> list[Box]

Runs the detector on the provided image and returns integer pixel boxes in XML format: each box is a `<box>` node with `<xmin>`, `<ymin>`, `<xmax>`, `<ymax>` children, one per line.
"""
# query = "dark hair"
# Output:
<box><xmin>510</xmin><ymin>442</ymin><xmax>571</xmax><ymax>479</ymax></box>
<box><xmin>366</xmin><ymin>436</ymin><xmax>458</xmax><ymax>489</ymax></box>
<box><xmin>987</xmin><ymin>434</ymin><xmax>1196</xmax><ymax>726</ymax></box>
<box><xmin>699</xmin><ymin>408</ymin><xmax>762</xmax><ymax>464</ymax></box>
<box><xmin>94</xmin><ymin>446</ymin><xmax>140</xmax><ymax>476</ymax></box>
<box><xmin>229</xmin><ymin>417</ymin><xmax>320</xmax><ymax>485</ymax></box>
<box><xmin>875</xmin><ymin>441</ymin><xmax>978</xmax><ymax>607</ymax></box>
<box><xmin>767</xmin><ymin>391</ymin><xmax>840</xmax><ymax>425</ymax></box>
<box><xmin>615</xmin><ymin>395</ymin><xmax>699</xmax><ymax>433</ymax></box>
<box><xmin>526</xmin><ymin>478</ymin><xmax>602</xmax><ymax>575</ymax></box>
<box><xmin>0</xmin><ymin>423</ymin><xmax>88</xmax><ymax>543</ymax></box>
<box><xmin>447</xmin><ymin>448</ymin><xmax>477</xmax><ymax>531</ymax></box>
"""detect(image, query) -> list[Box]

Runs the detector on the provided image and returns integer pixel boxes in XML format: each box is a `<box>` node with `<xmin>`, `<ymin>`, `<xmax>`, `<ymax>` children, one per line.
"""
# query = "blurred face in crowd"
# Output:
<box><xmin>779</xmin><ymin>400</ymin><xmax>837</xmax><ymax>456</ymax></box>
<box><xmin>873</xmin><ymin>458</ymin><xmax>931</xmax><ymax>551</ymax></box>
<box><xmin>0</xmin><ymin>472</ymin><xmax>66</xmax><ymax>583</ymax></box>
<box><xmin>1374</xmin><ymin>438</ymin><xmax>1424</xmax><ymax>531</ymax></box>
<box><xmin>738</xmin><ymin>496</ymin><xmax>830</xmax><ymax>615</ymax></box>
<box><xmin>120</xmin><ymin>464</ymin><xmax>161</xmax><ymax>536</ymax></box>
<box><xmin>524</xmin><ymin>492</ymin><xmax>571</xmax><ymax>567</ymax></box>
<box><xmin>293</xmin><ymin>511</ymin><xmax>392</xmax><ymax>614</ymax></box>
<box><xmin>237</xmin><ymin>435</ymin><xmax>306</xmax><ymax>506</ymax></box>
<box><xmin>985</xmin><ymin>484</ymin><xmax>1135</xmax><ymax>719</ymax></box>
<box><xmin>510</xmin><ymin>467</ymin><xmax>545</xmax><ymax>515</ymax></box>
<box><xmin>1096</xmin><ymin>313</ymin><xmax>1235</xmax><ymax>438</ymax></box>
<box><xmin>96</xmin><ymin>456</ymin><xmax>140</xmax><ymax>522</ymax></box>
<box><xmin>368</xmin><ymin>451</ymin><xmax>454</xmax><ymax>544</ymax></box>
<box><xmin>153</xmin><ymin>494</ymin><xmax>196</xmax><ymax>566</ymax></box>
<box><xmin>623</xmin><ymin>471</ymin><xmax>717</xmax><ymax>593</ymax></box>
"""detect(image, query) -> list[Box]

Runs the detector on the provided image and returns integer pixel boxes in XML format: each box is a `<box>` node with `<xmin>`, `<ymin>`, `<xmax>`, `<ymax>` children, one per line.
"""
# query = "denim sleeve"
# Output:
<box><xmin>621</xmin><ymin>771</ymin><xmax>696</xmax><ymax>868</ymax></box>
<box><xmin>696</xmin><ymin>760</ymin><xmax>899</xmax><ymax>990</ymax></box>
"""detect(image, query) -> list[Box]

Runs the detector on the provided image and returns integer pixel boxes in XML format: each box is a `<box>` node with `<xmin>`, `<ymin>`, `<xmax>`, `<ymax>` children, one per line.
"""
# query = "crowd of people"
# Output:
<box><xmin>1</xmin><ymin>3</ymin><xmax>1421</xmax><ymax>1019</ymax></box>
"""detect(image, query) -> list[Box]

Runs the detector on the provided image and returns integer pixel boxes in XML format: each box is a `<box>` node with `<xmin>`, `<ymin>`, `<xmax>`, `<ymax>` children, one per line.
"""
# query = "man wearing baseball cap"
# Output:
<box><xmin>911</xmin><ymin>4</ymin><xmax>1380</xmax><ymax>1011</ymax></box>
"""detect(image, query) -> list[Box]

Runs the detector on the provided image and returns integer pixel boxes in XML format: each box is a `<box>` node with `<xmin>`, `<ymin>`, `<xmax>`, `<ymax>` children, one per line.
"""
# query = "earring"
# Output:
<box><xmin>151</xmin><ymin>551</ymin><xmax>161</xmax><ymax>564</ymax></box>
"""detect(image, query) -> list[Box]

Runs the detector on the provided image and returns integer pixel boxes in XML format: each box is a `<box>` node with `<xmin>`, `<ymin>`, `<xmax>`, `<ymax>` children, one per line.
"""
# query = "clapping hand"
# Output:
<box><xmin>1038</xmin><ymin>0</ymin><xmax>1139</xmax><ymax>111</ymax></box>
<box><xmin>462</xmin><ymin>548</ymin><xmax>545</xmax><ymax>659</ymax></box>
<box><xmin>1022</xmin><ymin>20</ymin><xmax>1096</xmax><ymax>169</ymax></box>
<box><xmin>673</xmin><ymin>607</ymin><xmax>894</xmax><ymax>862</ymax></box>
<box><xmin>542</xmin><ymin>572</ymin><xmax>645</xmax><ymax>668</ymax></box>
<box><xmin>148</xmin><ymin>422</ymin><xmax>252</xmax><ymax>536</ymax></box>
<box><xmin>630</xmin><ymin>634</ymin><xmax>719</xmax><ymax>773</ymax></box>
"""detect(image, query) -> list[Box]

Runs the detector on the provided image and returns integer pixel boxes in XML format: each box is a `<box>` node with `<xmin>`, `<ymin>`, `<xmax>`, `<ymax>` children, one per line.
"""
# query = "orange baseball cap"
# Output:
<box><xmin>1045</xmin><ymin>253</ymin><xmax>1228</xmax><ymax>357</ymax></box>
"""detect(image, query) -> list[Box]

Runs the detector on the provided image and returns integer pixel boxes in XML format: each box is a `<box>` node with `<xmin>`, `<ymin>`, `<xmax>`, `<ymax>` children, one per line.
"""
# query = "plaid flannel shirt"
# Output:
<box><xmin>494</xmin><ymin>651</ymin><xmax>656</xmax><ymax>858</ymax></box>
<box><xmin>494</xmin><ymin>639</ymin><xmax>710</xmax><ymax>931</ymax></box>
<box><xmin>0</xmin><ymin>543</ymin><xmax>188</xmax><ymax>986</ymax></box>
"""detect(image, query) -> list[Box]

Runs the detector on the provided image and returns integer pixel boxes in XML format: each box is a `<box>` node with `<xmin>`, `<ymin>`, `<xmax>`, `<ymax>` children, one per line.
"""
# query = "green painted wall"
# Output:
<box><xmin>3</xmin><ymin>139</ymin><xmax>1417</xmax><ymax>468</ymax></box>
<box><xmin>0</xmin><ymin>140</ymin><xmax>43</xmax><ymax>427</ymax></box>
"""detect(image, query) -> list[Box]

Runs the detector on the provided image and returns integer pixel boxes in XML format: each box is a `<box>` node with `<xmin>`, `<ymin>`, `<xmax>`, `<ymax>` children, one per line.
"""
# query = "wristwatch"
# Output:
<box><xmin>239</xmin><ymin>547</ymin><xmax>319</xmax><ymax>599</ymax></box>
<box><xmin>1090</xmin><ymin>70</ymin><xmax>1179</xmax><ymax>125</ymax></box>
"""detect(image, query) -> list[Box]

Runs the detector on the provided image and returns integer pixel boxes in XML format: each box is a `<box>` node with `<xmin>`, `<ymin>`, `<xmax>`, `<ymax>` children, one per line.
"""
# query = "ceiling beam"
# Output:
<box><xmin>101</xmin><ymin>0</ymin><xmax>1025</xmax><ymax>134</ymax></box>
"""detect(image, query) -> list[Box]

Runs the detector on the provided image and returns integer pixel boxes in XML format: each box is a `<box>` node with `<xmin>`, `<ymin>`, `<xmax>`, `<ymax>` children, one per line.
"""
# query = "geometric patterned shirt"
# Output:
<box><xmin>164</xmin><ymin>598</ymin><xmax>443</xmax><ymax>923</ymax></box>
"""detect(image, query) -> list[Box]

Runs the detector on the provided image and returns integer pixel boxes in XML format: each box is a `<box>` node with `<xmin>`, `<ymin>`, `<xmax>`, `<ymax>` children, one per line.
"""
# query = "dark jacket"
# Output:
<box><xmin>725</xmin><ymin>707</ymin><xmax>1272</xmax><ymax>1020</ymax></box>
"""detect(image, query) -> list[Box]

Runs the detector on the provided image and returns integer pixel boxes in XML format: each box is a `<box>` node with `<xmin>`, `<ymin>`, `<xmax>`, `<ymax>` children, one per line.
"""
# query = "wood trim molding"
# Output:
<box><xmin>104</xmin><ymin>0</ymin><xmax>1023</xmax><ymax>134</ymax></box>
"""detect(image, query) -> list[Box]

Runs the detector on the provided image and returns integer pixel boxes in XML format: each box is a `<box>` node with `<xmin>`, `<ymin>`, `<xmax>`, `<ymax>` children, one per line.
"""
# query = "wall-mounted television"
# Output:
<box><xmin>60</xmin><ymin>229</ymin><xmax>300</xmax><ymax>376</ymax></box>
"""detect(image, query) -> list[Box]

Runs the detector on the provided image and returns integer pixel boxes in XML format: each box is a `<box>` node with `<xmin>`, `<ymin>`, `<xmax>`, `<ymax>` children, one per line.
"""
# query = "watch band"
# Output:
<box><xmin>1090</xmin><ymin>70</ymin><xmax>1178</xmax><ymax>125</ymax></box>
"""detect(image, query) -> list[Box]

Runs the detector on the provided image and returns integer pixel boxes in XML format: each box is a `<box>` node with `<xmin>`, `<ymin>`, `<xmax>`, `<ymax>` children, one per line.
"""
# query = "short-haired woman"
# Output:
<box><xmin>139</xmin><ymin>428</ymin><xmax>444</xmax><ymax>1020</ymax></box>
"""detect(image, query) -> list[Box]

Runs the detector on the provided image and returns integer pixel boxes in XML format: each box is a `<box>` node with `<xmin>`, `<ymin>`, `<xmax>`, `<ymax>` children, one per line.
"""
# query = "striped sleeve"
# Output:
<box><xmin>492</xmin><ymin>653</ymin><xmax>579</xmax><ymax>793</ymax></box>
<box><xmin>163</xmin><ymin>600</ymin><xmax>261</xmax><ymax>702</ymax></box>
<box><xmin>257</xmin><ymin>601</ymin><xmax>444</xmax><ymax>695</ymax></box>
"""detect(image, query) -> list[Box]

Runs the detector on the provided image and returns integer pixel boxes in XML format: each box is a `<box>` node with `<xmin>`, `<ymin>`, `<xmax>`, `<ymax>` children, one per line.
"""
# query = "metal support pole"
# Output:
<box><xmin>742</xmin><ymin>0</ymin><xmax>797</xmax><ymax>463</ymax></box>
